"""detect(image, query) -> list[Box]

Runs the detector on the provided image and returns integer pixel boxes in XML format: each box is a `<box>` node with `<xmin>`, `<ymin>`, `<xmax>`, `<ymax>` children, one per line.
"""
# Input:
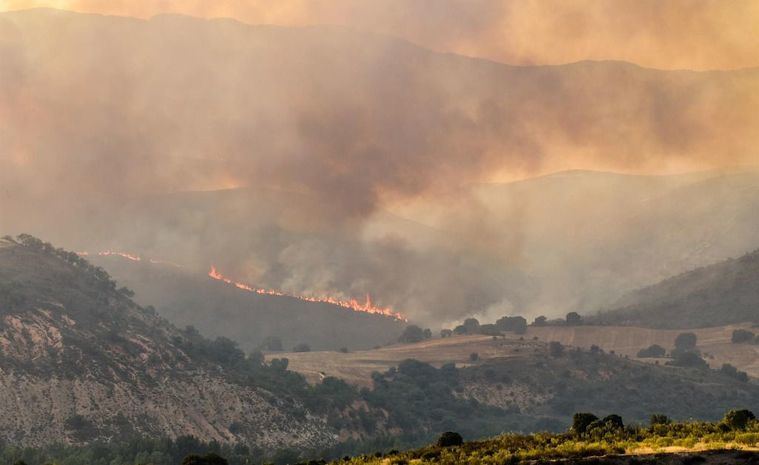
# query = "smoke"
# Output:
<box><xmin>1</xmin><ymin>9</ymin><xmax>758</xmax><ymax>324</ymax></box>
<box><xmin>3</xmin><ymin>0</ymin><xmax>759</xmax><ymax>70</ymax></box>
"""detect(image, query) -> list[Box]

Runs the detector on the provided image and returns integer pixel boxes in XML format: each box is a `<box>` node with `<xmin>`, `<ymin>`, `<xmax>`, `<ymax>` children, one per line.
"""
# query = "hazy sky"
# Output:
<box><xmin>1</xmin><ymin>3</ymin><xmax>758</xmax><ymax>324</ymax></box>
<box><xmin>3</xmin><ymin>0</ymin><xmax>759</xmax><ymax>70</ymax></box>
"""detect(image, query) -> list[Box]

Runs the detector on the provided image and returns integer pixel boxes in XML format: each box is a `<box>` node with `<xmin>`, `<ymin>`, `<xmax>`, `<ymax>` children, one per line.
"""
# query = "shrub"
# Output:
<box><xmin>463</xmin><ymin>318</ymin><xmax>480</xmax><ymax>333</ymax></box>
<box><xmin>650</xmin><ymin>414</ymin><xmax>671</xmax><ymax>426</ymax></box>
<box><xmin>674</xmin><ymin>332</ymin><xmax>697</xmax><ymax>351</ymax></box>
<box><xmin>437</xmin><ymin>431</ymin><xmax>463</xmax><ymax>447</ymax></box>
<box><xmin>181</xmin><ymin>453</ymin><xmax>229</xmax><ymax>465</ymax></box>
<box><xmin>667</xmin><ymin>350</ymin><xmax>708</xmax><ymax>369</ymax></box>
<box><xmin>571</xmin><ymin>413</ymin><xmax>598</xmax><ymax>434</ymax></box>
<box><xmin>549</xmin><ymin>341</ymin><xmax>565</xmax><ymax>357</ymax></box>
<box><xmin>398</xmin><ymin>325</ymin><xmax>426</xmax><ymax>343</ymax></box>
<box><xmin>731</xmin><ymin>329</ymin><xmax>755</xmax><ymax>344</ymax></box>
<box><xmin>637</xmin><ymin>344</ymin><xmax>666</xmax><ymax>358</ymax></box>
<box><xmin>566</xmin><ymin>312</ymin><xmax>583</xmax><ymax>325</ymax></box>
<box><xmin>469</xmin><ymin>352</ymin><xmax>479</xmax><ymax>362</ymax></box>
<box><xmin>496</xmin><ymin>316</ymin><xmax>528</xmax><ymax>334</ymax></box>
<box><xmin>720</xmin><ymin>363</ymin><xmax>749</xmax><ymax>382</ymax></box>
<box><xmin>723</xmin><ymin>409</ymin><xmax>756</xmax><ymax>430</ymax></box>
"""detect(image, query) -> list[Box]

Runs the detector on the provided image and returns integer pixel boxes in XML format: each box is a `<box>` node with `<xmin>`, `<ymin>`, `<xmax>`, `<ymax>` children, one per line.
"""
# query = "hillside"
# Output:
<box><xmin>274</xmin><ymin>335</ymin><xmax>759</xmax><ymax>430</ymax></box>
<box><xmin>0</xmin><ymin>235</ymin><xmax>337</xmax><ymax>449</ymax></box>
<box><xmin>1</xmin><ymin>235</ymin><xmax>759</xmax><ymax>462</ymax></box>
<box><xmin>594</xmin><ymin>248</ymin><xmax>759</xmax><ymax>328</ymax></box>
<box><xmin>88</xmin><ymin>254</ymin><xmax>405</xmax><ymax>352</ymax></box>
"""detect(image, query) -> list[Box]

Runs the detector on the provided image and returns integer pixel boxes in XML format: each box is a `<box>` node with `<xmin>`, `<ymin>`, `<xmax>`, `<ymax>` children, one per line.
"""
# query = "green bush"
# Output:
<box><xmin>723</xmin><ymin>409</ymin><xmax>756</xmax><ymax>430</ymax></box>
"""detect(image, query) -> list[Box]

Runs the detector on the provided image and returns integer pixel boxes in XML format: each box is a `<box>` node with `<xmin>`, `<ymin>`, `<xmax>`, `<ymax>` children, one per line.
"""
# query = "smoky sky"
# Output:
<box><xmin>1</xmin><ymin>9</ymin><xmax>758</xmax><ymax>324</ymax></box>
<box><xmin>3</xmin><ymin>0</ymin><xmax>759</xmax><ymax>70</ymax></box>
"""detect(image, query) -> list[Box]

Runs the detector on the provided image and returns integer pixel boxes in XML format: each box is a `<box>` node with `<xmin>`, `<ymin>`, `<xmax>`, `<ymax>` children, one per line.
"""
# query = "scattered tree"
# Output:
<box><xmin>723</xmin><ymin>409</ymin><xmax>756</xmax><ymax>430</ymax></box>
<box><xmin>565</xmin><ymin>312</ymin><xmax>583</xmax><ymax>325</ymax></box>
<box><xmin>398</xmin><ymin>325</ymin><xmax>426</xmax><ymax>343</ymax></box>
<box><xmin>549</xmin><ymin>341</ymin><xmax>565</xmax><ymax>357</ymax></box>
<box><xmin>571</xmin><ymin>413</ymin><xmax>598</xmax><ymax>434</ymax></box>
<box><xmin>496</xmin><ymin>316</ymin><xmax>528</xmax><ymax>334</ymax></box>
<box><xmin>650</xmin><ymin>414</ymin><xmax>671</xmax><ymax>426</ymax></box>
<box><xmin>533</xmin><ymin>315</ymin><xmax>547</xmax><ymax>326</ymax></box>
<box><xmin>731</xmin><ymin>329</ymin><xmax>755</xmax><ymax>344</ymax></box>
<box><xmin>720</xmin><ymin>363</ymin><xmax>749</xmax><ymax>382</ymax></box>
<box><xmin>436</xmin><ymin>431</ymin><xmax>463</xmax><ymax>447</ymax></box>
<box><xmin>674</xmin><ymin>332</ymin><xmax>697</xmax><ymax>351</ymax></box>
<box><xmin>637</xmin><ymin>344</ymin><xmax>666</xmax><ymax>358</ymax></box>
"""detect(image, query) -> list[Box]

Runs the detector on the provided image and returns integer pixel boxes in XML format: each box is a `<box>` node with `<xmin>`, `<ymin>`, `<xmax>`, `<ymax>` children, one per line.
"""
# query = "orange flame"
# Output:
<box><xmin>208</xmin><ymin>266</ymin><xmax>406</xmax><ymax>321</ymax></box>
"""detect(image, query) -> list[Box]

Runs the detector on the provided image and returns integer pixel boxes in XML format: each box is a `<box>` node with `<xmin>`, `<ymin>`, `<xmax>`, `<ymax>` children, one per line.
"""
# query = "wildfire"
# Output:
<box><xmin>208</xmin><ymin>266</ymin><xmax>406</xmax><ymax>321</ymax></box>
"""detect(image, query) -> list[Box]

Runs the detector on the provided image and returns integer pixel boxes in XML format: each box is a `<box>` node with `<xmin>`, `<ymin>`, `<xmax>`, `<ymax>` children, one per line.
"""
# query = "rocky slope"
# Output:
<box><xmin>0</xmin><ymin>236</ymin><xmax>333</xmax><ymax>448</ymax></box>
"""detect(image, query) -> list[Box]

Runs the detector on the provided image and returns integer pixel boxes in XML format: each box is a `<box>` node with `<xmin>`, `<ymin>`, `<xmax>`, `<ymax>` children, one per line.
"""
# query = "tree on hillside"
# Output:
<box><xmin>667</xmin><ymin>350</ymin><xmax>707</xmax><ymax>369</ymax></box>
<box><xmin>637</xmin><ymin>344</ymin><xmax>666</xmax><ymax>358</ymax></box>
<box><xmin>571</xmin><ymin>413</ymin><xmax>598</xmax><ymax>434</ymax></box>
<box><xmin>674</xmin><ymin>332</ymin><xmax>697</xmax><ymax>351</ymax></box>
<box><xmin>398</xmin><ymin>325</ymin><xmax>426</xmax><ymax>343</ymax></box>
<box><xmin>566</xmin><ymin>312</ymin><xmax>583</xmax><ymax>325</ymax></box>
<box><xmin>549</xmin><ymin>341</ymin><xmax>565</xmax><ymax>357</ymax></box>
<box><xmin>182</xmin><ymin>453</ymin><xmax>228</xmax><ymax>465</ymax></box>
<box><xmin>437</xmin><ymin>431</ymin><xmax>463</xmax><ymax>447</ymax></box>
<box><xmin>732</xmin><ymin>329</ymin><xmax>755</xmax><ymax>344</ymax></box>
<box><xmin>495</xmin><ymin>316</ymin><xmax>527</xmax><ymax>334</ymax></box>
<box><xmin>463</xmin><ymin>318</ymin><xmax>480</xmax><ymax>333</ymax></box>
<box><xmin>723</xmin><ymin>409</ymin><xmax>756</xmax><ymax>429</ymax></box>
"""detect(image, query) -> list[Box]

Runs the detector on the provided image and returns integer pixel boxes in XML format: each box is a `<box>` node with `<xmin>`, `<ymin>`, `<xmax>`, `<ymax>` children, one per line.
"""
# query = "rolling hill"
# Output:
<box><xmin>0</xmin><ymin>235</ymin><xmax>334</xmax><ymax>449</ymax></box>
<box><xmin>1</xmin><ymin>234</ymin><xmax>758</xmax><ymax>460</ymax></box>
<box><xmin>594</xmin><ymin>248</ymin><xmax>759</xmax><ymax>328</ymax></box>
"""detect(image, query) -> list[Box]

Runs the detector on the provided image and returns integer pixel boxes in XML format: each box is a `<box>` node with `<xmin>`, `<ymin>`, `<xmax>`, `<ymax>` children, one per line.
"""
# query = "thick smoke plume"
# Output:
<box><xmin>1</xmin><ymin>9</ymin><xmax>758</xmax><ymax>324</ymax></box>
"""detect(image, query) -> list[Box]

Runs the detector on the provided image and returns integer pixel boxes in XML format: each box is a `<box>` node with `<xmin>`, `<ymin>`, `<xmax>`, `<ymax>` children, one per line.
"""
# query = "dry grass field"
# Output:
<box><xmin>267</xmin><ymin>323</ymin><xmax>759</xmax><ymax>386</ymax></box>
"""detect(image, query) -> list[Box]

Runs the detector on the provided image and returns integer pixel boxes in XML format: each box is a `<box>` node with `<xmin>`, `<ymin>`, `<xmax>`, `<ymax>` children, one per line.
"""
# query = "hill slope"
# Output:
<box><xmin>594</xmin><ymin>249</ymin><xmax>759</xmax><ymax>328</ymax></box>
<box><xmin>2</xmin><ymin>235</ymin><xmax>759</xmax><ymax>459</ymax></box>
<box><xmin>89</xmin><ymin>255</ymin><xmax>405</xmax><ymax>352</ymax></box>
<box><xmin>0</xmin><ymin>236</ymin><xmax>332</xmax><ymax>448</ymax></box>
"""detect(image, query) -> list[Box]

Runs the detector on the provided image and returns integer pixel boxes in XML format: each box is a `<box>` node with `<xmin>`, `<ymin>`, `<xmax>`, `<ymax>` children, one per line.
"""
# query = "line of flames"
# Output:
<box><xmin>76</xmin><ymin>251</ymin><xmax>406</xmax><ymax>321</ymax></box>
<box><xmin>208</xmin><ymin>266</ymin><xmax>406</xmax><ymax>321</ymax></box>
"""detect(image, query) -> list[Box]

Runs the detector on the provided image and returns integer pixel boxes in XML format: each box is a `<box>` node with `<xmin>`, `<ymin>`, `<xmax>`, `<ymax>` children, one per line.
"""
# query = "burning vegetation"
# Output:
<box><xmin>208</xmin><ymin>266</ymin><xmax>406</xmax><ymax>321</ymax></box>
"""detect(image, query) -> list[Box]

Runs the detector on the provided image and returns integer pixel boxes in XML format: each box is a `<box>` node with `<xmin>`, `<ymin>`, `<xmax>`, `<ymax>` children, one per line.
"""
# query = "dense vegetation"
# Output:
<box><xmin>334</xmin><ymin>410</ymin><xmax>759</xmax><ymax>465</ymax></box>
<box><xmin>594</xmin><ymin>249</ymin><xmax>759</xmax><ymax>328</ymax></box>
